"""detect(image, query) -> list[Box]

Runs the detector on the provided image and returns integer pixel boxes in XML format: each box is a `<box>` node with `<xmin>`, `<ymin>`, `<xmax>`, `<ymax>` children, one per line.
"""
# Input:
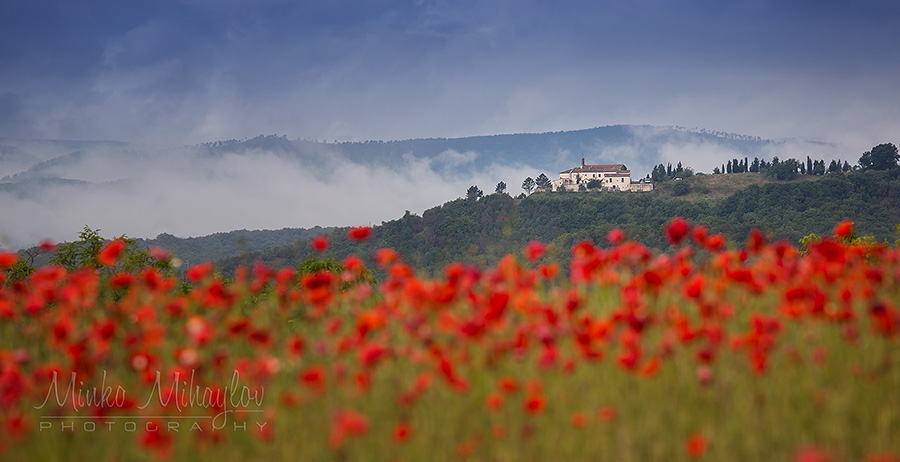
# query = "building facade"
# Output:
<box><xmin>551</xmin><ymin>158</ymin><xmax>653</xmax><ymax>192</ymax></box>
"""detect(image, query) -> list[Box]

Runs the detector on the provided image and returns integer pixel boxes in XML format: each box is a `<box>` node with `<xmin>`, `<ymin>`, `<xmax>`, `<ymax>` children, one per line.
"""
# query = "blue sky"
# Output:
<box><xmin>2</xmin><ymin>0</ymin><xmax>898</xmax><ymax>149</ymax></box>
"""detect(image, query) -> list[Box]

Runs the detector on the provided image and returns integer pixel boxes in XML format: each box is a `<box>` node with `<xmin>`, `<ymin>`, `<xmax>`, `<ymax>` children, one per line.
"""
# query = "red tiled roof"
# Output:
<box><xmin>560</xmin><ymin>164</ymin><xmax>629</xmax><ymax>174</ymax></box>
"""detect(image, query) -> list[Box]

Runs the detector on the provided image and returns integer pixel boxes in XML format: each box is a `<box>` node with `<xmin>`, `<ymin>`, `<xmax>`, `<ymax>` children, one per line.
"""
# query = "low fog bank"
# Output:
<box><xmin>0</xmin><ymin>143</ymin><xmax>541</xmax><ymax>250</ymax></box>
<box><xmin>0</xmin><ymin>129</ymin><xmax>876</xmax><ymax>251</ymax></box>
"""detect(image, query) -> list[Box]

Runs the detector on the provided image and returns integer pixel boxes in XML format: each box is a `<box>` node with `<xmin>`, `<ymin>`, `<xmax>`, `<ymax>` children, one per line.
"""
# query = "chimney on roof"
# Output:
<box><xmin>581</xmin><ymin>157</ymin><xmax>585</xmax><ymax>167</ymax></box>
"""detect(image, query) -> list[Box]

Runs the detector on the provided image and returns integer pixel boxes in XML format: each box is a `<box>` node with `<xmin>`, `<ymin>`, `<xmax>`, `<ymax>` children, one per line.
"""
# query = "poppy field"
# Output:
<box><xmin>0</xmin><ymin>218</ymin><xmax>898</xmax><ymax>461</ymax></box>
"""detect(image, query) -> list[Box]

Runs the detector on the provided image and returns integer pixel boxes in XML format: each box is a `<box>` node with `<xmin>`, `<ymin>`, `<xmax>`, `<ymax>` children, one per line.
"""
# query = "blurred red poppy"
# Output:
<box><xmin>348</xmin><ymin>226</ymin><xmax>372</xmax><ymax>241</ymax></box>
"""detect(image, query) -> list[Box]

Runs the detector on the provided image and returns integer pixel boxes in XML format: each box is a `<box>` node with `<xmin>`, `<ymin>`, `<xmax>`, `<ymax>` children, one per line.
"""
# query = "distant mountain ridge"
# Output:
<box><xmin>0</xmin><ymin>125</ymin><xmax>851</xmax><ymax>250</ymax></box>
<box><xmin>0</xmin><ymin>138</ymin><xmax>129</xmax><ymax>181</ymax></box>
<box><xmin>196</xmin><ymin>125</ymin><xmax>782</xmax><ymax>177</ymax></box>
<box><xmin>3</xmin><ymin>125</ymin><xmax>803</xmax><ymax>184</ymax></box>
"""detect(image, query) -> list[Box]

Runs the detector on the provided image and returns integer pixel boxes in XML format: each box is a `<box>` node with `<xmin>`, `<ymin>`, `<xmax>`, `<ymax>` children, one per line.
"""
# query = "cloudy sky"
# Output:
<box><xmin>2</xmin><ymin>0</ymin><xmax>898</xmax><ymax>148</ymax></box>
<box><xmin>2</xmin><ymin>0</ymin><xmax>899</xmax><ymax>248</ymax></box>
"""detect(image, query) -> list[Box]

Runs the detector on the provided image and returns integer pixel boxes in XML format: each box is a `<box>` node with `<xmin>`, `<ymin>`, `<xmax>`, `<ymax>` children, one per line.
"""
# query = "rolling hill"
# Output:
<box><xmin>215</xmin><ymin>169</ymin><xmax>900</xmax><ymax>277</ymax></box>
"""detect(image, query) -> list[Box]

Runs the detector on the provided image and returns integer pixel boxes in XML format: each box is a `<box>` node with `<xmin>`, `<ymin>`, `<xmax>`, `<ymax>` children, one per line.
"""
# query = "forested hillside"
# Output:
<box><xmin>0</xmin><ymin>126</ymin><xmax>833</xmax><ymax>250</ymax></box>
<box><xmin>216</xmin><ymin>169</ymin><xmax>900</xmax><ymax>276</ymax></box>
<box><xmin>136</xmin><ymin>227</ymin><xmax>331</xmax><ymax>267</ymax></box>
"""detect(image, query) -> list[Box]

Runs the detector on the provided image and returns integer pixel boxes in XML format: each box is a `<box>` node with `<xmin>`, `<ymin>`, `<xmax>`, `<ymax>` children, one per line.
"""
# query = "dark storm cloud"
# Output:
<box><xmin>3</xmin><ymin>0</ymin><xmax>898</xmax><ymax>145</ymax></box>
<box><xmin>1</xmin><ymin>0</ymin><xmax>899</xmax><ymax>248</ymax></box>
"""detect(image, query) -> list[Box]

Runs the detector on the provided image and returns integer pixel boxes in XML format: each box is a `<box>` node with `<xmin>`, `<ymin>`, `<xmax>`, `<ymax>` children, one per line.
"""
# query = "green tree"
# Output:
<box><xmin>466</xmin><ymin>185</ymin><xmax>484</xmax><ymax>201</ymax></box>
<box><xmin>297</xmin><ymin>256</ymin><xmax>346</xmax><ymax>275</ymax></box>
<box><xmin>297</xmin><ymin>256</ymin><xmax>377</xmax><ymax>290</ymax></box>
<box><xmin>814</xmin><ymin>159</ymin><xmax>826</xmax><ymax>175</ymax></box>
<box><xmin>652</xmin><ymin>164</ymin><xmax>665</xmax><ymax>182</ymax></box>
<box><xmin>522</xmin><ymin>177</ymin><xmax>536</xmax><ymax>195</ymax></box>
<box><xmin>4</xmin><ymin>248</ymin><xmax>39</xmax><ymax>282</ymax></box>
<box><xmin>50</xmin><ymin>226</ymin><xmax>175</xmax><ymax>276</ymax></box>
<box><xmin>535</xmin><ymin>173</ymin><xmax>552</xmax><ymax>190</ymax></box>
<box><xmin>827</xmin><ymin>160</ymin><xmax>841</xmax><ymax>174</ymax></box>
<box><xmin>768</xmin><ymin>158</ymin><xmax>802</xmax><ymax>180</ymax></box>
<box><xmin>495</xmin><ymin>181</ymin><xmax>507</xmax><ymax>195</ymax></box>
<box><xmin>586</xmin><ymin>179</ymin><xmax>602</xmax><ymax>190</ymax></box>
<box><xmin>859</xmin><ymin>143</ymin><xmax>899</xmax><ymax>170</ymax></box>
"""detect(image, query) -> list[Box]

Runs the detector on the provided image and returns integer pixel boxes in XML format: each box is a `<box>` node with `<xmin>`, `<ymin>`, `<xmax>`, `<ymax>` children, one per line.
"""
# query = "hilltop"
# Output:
<box><xmin>215</xmin><ymin>169</ymin><xmax>900</xmax><ymax>276</ymax></box>
<box><xmin>2</xmin><ymin>125</ymin><xmax>800</xmax><ymax>250</ymax></box>
<box><xmin>652</xmin><ymin>172</ymin><xmax>823</xmax><ymax>203</ymax></box>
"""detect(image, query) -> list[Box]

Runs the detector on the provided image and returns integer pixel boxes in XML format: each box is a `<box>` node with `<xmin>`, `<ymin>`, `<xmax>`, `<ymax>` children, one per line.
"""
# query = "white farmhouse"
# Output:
<box><xmin>552</xmin><ymin>158</ymin><xmax>653</xmax><ymax>192</ymax></box>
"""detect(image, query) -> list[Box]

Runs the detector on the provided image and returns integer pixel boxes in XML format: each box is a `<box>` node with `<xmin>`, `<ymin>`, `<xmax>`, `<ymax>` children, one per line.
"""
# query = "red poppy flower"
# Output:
<box><xmin>665</xmin><ymin>217</ymin><xmax>691</xmax><ymax>245</ymax></box>
<box><xmin>524</xmin><ymin>393</ymin><xmax>545</xmax><ymax>415</ymax></box>
<box><xmin>358</xmin><ymin>344</ymin><xmax>390</xmax><ymax>368</ymax></box>
<box><xmin>596</xmin><ymin>405</ymin><xmax>617</xmax><ymax>422</ymax></box>
<box><xmin>342</xmin><ymin>255</ymin><xmax>366</xmax><ymax>274</ymax></box>
<box><xmin>498</xmin><ymin>376</ymin><xmax>518</xmax><ymax>394</ymax></box>
<box><xmin>438</xmin><ymin>356</ymin><xmax>468</xmax><ymax>391</ymax></box>
<box><xmin>185</xmin><ymin>262</ymin><xmax>214</xmax><ymax>283</ymax></box>
<box><xmin>607</xmin><ymin>227</ymin><xmax>626</xmax><ymax>244</ymax></box>
<box><xmin>570</xmin><ymin>412</ymin><xmax>588</xmax><ymax>428</ymax></box>
<box><xmin>685</xmin><ymin>433</ymin><xmax>708</xmax><ymax>458</ymax></box>
<box><xmin>97</xmin><ymin>239</ymin><xmax>125</xmax><ymax>267</ymax></box>
<box><xmin>539</xmin><ymin>263</ymin><xmax>560</xmax><ymax>280</ymax></box>
<box><xmin>348</xmin><ymin>226</ymin><xmax>372</xmax><ymax>241</ymax></box>
<box><xmin>287</xmin><ymin>336</ymin><xmax>305</xmax><ymax>357</ymax></box>
<box><xmin>300</xmin><ymin>366</ymin><xmax>326</xmax><ymax>390</ymax></box>
<box><xmin>704</xmin><ymin>233</ymin><xmax>726</xmax><ymax>252</ymax></box>
<box><xmin>485</xmin><ymin>392</ymin><xmax>503</xmax><ymax>410</ymax></box>
<box><xmin>52</xmin><ymin>315</ymin><xmax>73</xmax><ymax>343</ymax></box>
<box><xmin>148</xmin><ymin>246</ymin><xmax>170</xmax><ymax>261</ymax></box>
<box><xmin>833</xmin><ymin>220</ymin><xmax>855</xmax><ymax>239</ymax></box>
<box><xmin>393</xmin><ymin>422</ymin><xmax>412</xmax><ymax>443</ymax></box>
<box><xmin>186</xmin><ymin>316</ymin><xmax>213</xmax><ymax>344</ymax></box>
<box><xmin>639</xmin><ymin>356</ymin><xmax>661</xmax><ymax>378</ymax></box>
<box><xmin>684</xmin><ymin>274</ymin><xmax>705</xmax><ymax>299</ymax></box>
<box><xmin>139</xmin><ymin>419</ymin><xmax>173</xmax><ymax>457</ymax></box>
<box><xmin>110</xmin><ymin>272</ymin><xmax>135</xmax><ymax>289</ymax></box>
<box><xmin>524</xmin><ymin>240</ymin><xmax>546</xmax><ymax>262</ymax></box>
<box><xmin>374</xmin><ymin>248</ymin><xmax>398</xmax><ymax>267</ymax></box>
<box><xmin>795</xmin><ymin>446</ymin><xmax>831</xmax><ymax>462</ymax></box>
<box><xmin>692</xmin><ymin>225</ymin><xmax>708</xmax><ymax>245</ymax></box>
<box><xmin>5</xmin><ymin>412</ymin><xmax>28</xmax><ymax>438</ymax></box>
<box><xmin>310</xmin><ymin>235</ymin><xmax>329</xmax><ymax>252</ymax></box>
<box><xmin>329</xmin><ymin>408</ymin><xmax>370</xmax><ymax>449</ymax></box>
<box><xmin>746</xmin><ymin>228</ymin><xmax>766</xmax><ymax>253</ymax></box>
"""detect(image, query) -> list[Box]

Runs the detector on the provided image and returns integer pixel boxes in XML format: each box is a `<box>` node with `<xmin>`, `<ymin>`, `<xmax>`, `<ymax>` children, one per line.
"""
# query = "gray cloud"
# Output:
<box><xmin>1</xmin><ymin>0</ymin><xmax>899</xmax><ymax>250</ymax></box>
<box><xmin>3</xmin><ymin>0</ymin><xmax>898</xmax><ymax>151</ymax></box>
<box><xmin>0</xmin><ymin>143</ymin><xmax>540</xmax><ymax>249</ymax></box>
